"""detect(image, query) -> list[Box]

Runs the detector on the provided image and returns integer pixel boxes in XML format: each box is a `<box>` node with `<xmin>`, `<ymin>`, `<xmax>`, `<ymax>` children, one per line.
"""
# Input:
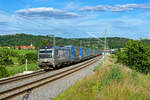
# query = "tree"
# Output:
<box><xmin>116</xmin><ymin>40</ymin><xmax>150</xmax><ymax>74</ymax></box>
<box><xmin>19</xmin><ymin>52</ymin><xmax>37</xmax><ymax>64</ymax></box>
<box><xmin>0</xmin><ymin>49</ymin><xmax>14</xmax><ymax>65</ymax></box>
<box><xmin>40</xmin><ymin>39</ymin><xmax>49</xmax><ymax>46</ymax></box>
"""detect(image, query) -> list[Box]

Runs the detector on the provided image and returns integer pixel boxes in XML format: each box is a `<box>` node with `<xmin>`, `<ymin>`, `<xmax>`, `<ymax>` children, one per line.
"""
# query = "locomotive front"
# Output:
<box><xmin>38</xmin><ymin>46</ymin><xmax>55</xmax><ymax>69</ymax></box>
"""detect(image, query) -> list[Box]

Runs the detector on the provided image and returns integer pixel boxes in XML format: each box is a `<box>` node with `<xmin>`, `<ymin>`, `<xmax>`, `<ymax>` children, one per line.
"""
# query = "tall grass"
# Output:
<box><xmin>54</xmin><ymin>56</ymin><xmax>150</xmax><ymax>100</ymax></box>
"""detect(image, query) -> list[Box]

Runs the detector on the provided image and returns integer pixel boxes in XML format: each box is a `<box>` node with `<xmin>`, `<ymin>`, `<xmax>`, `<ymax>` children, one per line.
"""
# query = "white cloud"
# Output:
<box><xmin>108</xmin><ymin>6</ymin><xmax>133</xmax><ymax>12</ymax></box>
<box><xmin>79</xmin><ymin>4</ymin><xmax>150</xmax><ymax>12</ymax></box>
<box><xmin>15</xmin><ymin>7</ymin><xmax>81</xmax><ymax>19</ymax></box>
<box><xmin>79</xmin><ymin>5</ymin><xmax>107</xmax><ymax>12</ymax></box>
<box><xmin>116</xmin><ymin>4</ymin><xmax>150</xmax><ymax>9</ymax></box>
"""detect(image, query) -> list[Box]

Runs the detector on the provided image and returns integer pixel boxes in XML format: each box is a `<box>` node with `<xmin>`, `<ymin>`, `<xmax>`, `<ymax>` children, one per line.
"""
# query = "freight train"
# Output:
<box><xmin>38</xmin><ymin>45</ymin><xmax>102</xmax><ymax>70</ymax></box>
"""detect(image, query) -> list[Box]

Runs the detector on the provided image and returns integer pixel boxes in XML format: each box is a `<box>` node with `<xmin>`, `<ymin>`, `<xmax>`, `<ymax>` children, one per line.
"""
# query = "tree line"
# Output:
<box><xmin>0</xmin><ymin>33</ymin><xmax>131</xmax><ymax>49</ymax></box>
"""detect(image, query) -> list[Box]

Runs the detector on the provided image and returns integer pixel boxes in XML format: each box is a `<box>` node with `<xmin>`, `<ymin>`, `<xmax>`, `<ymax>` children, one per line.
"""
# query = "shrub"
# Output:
<box><xmin>19</xmin><ymin>52</ymin><xmax>37</xmax><ymax>64</ymax></box>
<box><xmin>0</xmin><ymin>65</ymin><xmax>9</xmax><ymax>78</ymax></box>
<box><xmin>115</xmin><ymin>40</ymin><xmax>150</xmax><ymax>74</ymax></box>
<box><xmin>18</xmin><ymin>55</ymin><xmax>26</xmax><ymax>64</ymax></box>
<box><xmin>110</xmin><ymin>54</ymin><xmax>116</xmax><ymax>58</ymax></box>
<box><xmin>0</xmin><ymin>50</ymin><xmax>14</xmax><ymax>65</ymax></box>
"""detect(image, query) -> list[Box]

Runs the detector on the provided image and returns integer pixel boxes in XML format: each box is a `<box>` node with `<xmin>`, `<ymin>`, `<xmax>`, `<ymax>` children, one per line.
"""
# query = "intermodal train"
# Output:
<box><xmin>38</xmin><ymin>45</ymin><xmax>102</xmax><ymax>70</ymax></box>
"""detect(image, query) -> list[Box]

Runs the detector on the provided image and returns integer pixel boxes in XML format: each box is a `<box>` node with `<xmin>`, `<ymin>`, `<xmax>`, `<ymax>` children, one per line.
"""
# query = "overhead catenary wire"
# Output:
<box><xmin>0</xmin><ymin>6</ymin><xmax>106</xmax><ymax>49</ymax></box>
<box><xmin>0</xmin><ymin>8</ymin><xmax>44</xmax><ymax>32</ymax></box>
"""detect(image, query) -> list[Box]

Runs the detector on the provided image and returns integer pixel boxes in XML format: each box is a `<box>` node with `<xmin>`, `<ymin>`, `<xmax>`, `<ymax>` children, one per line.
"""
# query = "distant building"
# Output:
<box><xmin>16</xmin><ymin>42</ymin><xmax>35</xmax><ymax>50</ymax></box>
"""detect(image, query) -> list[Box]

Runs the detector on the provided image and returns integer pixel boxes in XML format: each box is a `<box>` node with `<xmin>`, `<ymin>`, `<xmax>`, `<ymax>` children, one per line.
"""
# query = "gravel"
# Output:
<box><xmin>14</xmin><ymin>57</ymin><xmax>104</xmax><ymax>100</ymax></box>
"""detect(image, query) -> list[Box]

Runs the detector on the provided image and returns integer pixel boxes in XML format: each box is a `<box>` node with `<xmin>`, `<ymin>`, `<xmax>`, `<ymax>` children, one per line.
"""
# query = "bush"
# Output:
<box><xmin>18</xmin><ymin>55</ymin><xmax>26</xmax><ymax>64</ymax></box>
<box><xmin>0</xmin><ymin>48</ymin><xmax>18</xmax><ymax>57</ymax></box>
<box><xmin>19</xmin><ymin>52</ymin><xmax>37</xmax><ymax>64</ymax></box>
<box><xmin>115</xmin><ymin>40</ymin><xmax>150</xmax><ymax>74</ymax></box>
<box><xmin>0</xmin><ymin>50</ymin><xmax>14</xmax><ymax>65</ymax></box>
<box><xmin>115</xmin><ymin>48</ymin><xmax>127</xmax><ymax>64</ymax></box>
<box><xmin>0</xmin><ymin>65</ymin><xmax>9</xmax><ymax>78</ymax></box>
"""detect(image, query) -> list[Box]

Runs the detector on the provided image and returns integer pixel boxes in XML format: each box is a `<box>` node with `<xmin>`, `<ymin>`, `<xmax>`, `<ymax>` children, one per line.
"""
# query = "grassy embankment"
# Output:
<box><xmin>53</xmin><ymin>55</ymin><xmax>150</xmax><ymax>100</ymax></box>
<box><xmin>2</xmin><ymin>49</ymin><xmax>39</xmax><ymax>77</ymax></box>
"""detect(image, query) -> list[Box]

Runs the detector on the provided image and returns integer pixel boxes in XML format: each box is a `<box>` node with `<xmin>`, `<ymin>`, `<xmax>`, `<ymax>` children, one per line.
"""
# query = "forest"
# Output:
<box><xmin>0</xmin><ymin>33</ymin><xmax>131</xmax><ymax>50</ymax></box>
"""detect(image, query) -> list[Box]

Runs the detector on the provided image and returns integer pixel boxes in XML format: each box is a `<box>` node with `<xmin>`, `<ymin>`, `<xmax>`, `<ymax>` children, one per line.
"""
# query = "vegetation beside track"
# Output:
<box><xmin>0</xmin><ymin>48</ymin><xmax>39</xmax><ymax>78</ymax></box>
<box><xmin>53</xmin><ymin>56</ymin><xmax>150</xmax><ymax>100</ymax></box>
<box><xmin>115</xmin><ymin>40</ymin><xmax>150</xmax><ymax>74</ymax></box>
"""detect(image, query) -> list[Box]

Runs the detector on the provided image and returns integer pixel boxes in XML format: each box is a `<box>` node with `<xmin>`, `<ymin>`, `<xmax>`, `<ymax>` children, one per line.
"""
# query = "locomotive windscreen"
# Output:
<box><xmin>39</xmin><ymin>49</ymin><xmax>52</xmax><ymax>58</ymax></box>
<box><xmin>39</xmin><ymin>49</ymin><xmax>52</xmax><ymax>53</ymax></box>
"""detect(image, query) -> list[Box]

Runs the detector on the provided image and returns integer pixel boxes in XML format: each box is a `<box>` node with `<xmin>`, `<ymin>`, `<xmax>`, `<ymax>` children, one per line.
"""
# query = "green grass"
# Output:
<box><xmin>53</xmin><ymin>56</ymin><xmax>150</xmax><ymax>100</ymax></box>
<box><xmin>6</xmin><ymin>63</ymin><xmax>40</xmax><ymax>76</ymax></box>
<box><xmin>93</xmin><ymin>63</ymin><xmax>102</xmax><ymax>72</ymax></box>
<box><xmin>14</xmin><ymin>49</ymin><xmax>37</xmax><ymax>55</ymax></box>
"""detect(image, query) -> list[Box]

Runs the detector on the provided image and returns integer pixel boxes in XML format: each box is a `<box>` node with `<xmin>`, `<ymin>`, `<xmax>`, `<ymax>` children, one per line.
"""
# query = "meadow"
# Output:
<box><xmin>53</xmin><ymin>55</ymin><xmax>150</xmax><ymax>100</ymax></box>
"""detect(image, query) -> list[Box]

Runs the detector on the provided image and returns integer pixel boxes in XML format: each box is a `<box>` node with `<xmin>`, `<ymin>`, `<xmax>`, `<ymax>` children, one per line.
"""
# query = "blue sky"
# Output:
<box><xmin>0</xmin><ymin>0</ymin><xmax>150</xmax><ymax>39</ymax></box>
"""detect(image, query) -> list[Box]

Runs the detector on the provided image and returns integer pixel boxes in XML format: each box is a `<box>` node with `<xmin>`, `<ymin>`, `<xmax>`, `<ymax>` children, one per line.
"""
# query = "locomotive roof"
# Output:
<box><xmin>64</xmin><ymin>45</ymin><xmax>79</xmax><ymax>48</ymax></box>
<box><xmin>39</xmin><ymin>46</ymin><xmax>60</xmax><ymax>49</ymax></box>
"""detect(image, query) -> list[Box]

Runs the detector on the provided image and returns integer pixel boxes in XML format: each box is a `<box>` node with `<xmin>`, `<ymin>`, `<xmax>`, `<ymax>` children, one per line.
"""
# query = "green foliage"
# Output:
<box><xmin>19</xmin><ymin>52</ymin><xmax>37</xmax><ymax>64</ymax></box>
<box><xmin>0</xmin><ymin>49</ymin><xmax>14</xmax><ymax>65</ymax></box>
<box><xmin>26</xmin><ymin>52</ymin><xmax>37</xmax><ymax>63</ymax></box>
<box><xmin>0</xmin><ymin>65</ymin><xmax>9</xmax><ymax>78</ymax></box>
<box><xmin>0</xmin><ymin>33</ymin><xmax>131</xmax><ymax>49</ymax></box>
<box><xmin>116</xmin><ymin>40</ymin><xmax>150</xmax><ymax>74</ymax></box>
<box><xmin>115</xmin><ymin>48</ymin><xmax>127</xmax><ymax>64</ymax></box>
<box><xmin>40</xmin><ymin>39</ymin><xmax>49</xmax><ymax>46</ymax></box>
<box><xmin>98</xmin><ymin>66</ymin><xmax>123</xmax><ymax>91</ymax></box>
<box><xmin>110</xmin><ymin>54</ymin><xmax>116</xmax><ymax>59</ymax></box>
<box><xmin>0</xmin><ymin>48</ymin><xmax>38</xmax><ymax>78</ymax></box>
<box><xmin>14</xmin><ymin>49</ymin><xmax>37</xmax><ymax>55</ymax></box>
<box><xmin>7</xmin><ymin>63</ymin><xmax>40</xmax><ymax>76</ymax></box>
<box><xmin>130</xmin><ymin>70</ymin><xmax>138</xmax><ymax>79</ymax></box>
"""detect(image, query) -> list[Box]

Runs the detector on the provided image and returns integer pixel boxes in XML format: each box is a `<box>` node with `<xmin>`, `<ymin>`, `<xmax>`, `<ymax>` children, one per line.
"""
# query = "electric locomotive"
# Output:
<box><xmin>38</xmin><ymin>46</ymin><xmax>71</xmax><ymax>69</ymax></box>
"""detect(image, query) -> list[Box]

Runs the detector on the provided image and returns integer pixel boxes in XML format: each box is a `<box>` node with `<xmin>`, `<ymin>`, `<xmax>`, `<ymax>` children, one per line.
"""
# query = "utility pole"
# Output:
<box><xmin>53</xmin><ymin>32</ymin><xmax>56</xmax><ymax>47</ymax></box>
<box><xmin>25</xmin><ymin>59</ymin><xmax>28</xmax><ymax>72</ymax></box>
<box><xmin>104</xmin><ymin>29</ymin><xmax>107</xmax><ymax>57</ymax></box>
<box><xmin>107</xmin><ymin>40</ymin><xmax>108</xmax><ymax>49</ymax></box>
<box><xmin>80</xmin><ymin>40</ymin><xmax>82</xmax><ymax>48</ymax></box>
<box><xmin>89</xmin><ymin>39</ymin><xmax>91</xmax><ymax>49</ymax></box>
<box><xmin>48</xmin><ymin>32</ymin><xmax>56</xmax><ymax>47</ymax></box>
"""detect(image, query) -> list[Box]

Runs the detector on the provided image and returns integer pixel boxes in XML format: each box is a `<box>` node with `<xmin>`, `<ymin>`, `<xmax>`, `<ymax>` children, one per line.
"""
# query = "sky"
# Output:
<box><xmin>0</xmin><ymin>0</ymin><xmax>150</xmax><ymax>39</ymax></box>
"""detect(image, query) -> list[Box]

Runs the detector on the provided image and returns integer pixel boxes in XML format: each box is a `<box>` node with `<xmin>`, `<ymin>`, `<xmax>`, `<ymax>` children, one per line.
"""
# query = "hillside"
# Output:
<box><xmin>0</xmin><ymin>33</ymin><xmax>131</xmax><ymax>49</ymax></box>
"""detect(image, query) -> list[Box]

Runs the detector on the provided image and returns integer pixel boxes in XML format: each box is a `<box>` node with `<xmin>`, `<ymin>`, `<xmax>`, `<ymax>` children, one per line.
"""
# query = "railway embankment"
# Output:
<box><xmin>54</xmin><ymin>55</ymin><xmax>150</xmax><ymax>100</ymax></box>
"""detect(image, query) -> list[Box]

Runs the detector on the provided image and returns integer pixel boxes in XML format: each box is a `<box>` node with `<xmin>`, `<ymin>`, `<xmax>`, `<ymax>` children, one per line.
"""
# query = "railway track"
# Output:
<box><xmin>0</xmin><ymin>56</ymin><xmax>101</xmax><ymax>100</ymax></box>
<box><xmin>0</xmin><ymin>70</ymin><xmax>45</xmax><ymax>85</ymax></box>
